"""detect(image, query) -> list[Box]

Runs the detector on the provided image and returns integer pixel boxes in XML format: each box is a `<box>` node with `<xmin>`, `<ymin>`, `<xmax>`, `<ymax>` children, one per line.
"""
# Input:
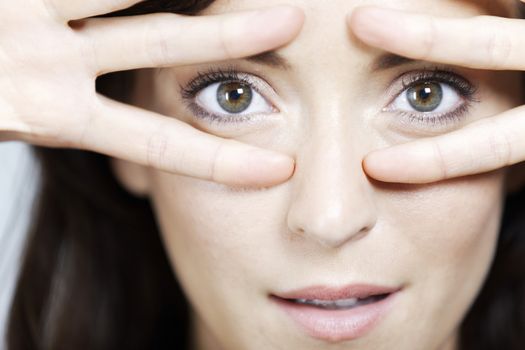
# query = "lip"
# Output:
<box><xmin>270</xmin><ymin>284</ymin><xmax>402</xmax><ymax>342</ymax></box>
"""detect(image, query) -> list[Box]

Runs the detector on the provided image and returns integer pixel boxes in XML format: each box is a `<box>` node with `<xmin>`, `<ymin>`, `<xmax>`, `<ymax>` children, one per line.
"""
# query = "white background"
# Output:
<box><xmin>0</xmin><ymin>142</ymin><xmax>40</xmax><ymax>349</ymax></box>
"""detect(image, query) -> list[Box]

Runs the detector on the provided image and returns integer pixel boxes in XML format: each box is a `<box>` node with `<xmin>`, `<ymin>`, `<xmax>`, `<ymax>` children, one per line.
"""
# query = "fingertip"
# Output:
<box><xmin>282</xmin><ymin>6</ymin><xmax>306</xmax><ymax>38</ymax></box>
<box><xmin>251</xmin><ymin>5</ymin><xmax>305</xmax><ymax>47</ymax></box>
<box><xmin>280</xmin><ymin>5</ymin><xmax>306</xmax><ymax>29</ymax></box>
<box><xmin>238</xmin><ymin>149</ymin><xmax>295</xmax><ymax>187</ymax></box>
<box><xmin>347</xmin><ymin>6</ymin><xmax>377</xmax><ymax>26</ymax></box>
<box><xmin>210</xmin><ymin>140</ymin><xmax>295</xmax><ymax>187</ymax></box>
<box><xmin>363</xmin><ymin>147</ymin><xmax>417</xmax><ymax>183</ymax></box>
<box><xmin>362</xmin><ymin>149</ymin><xmax>393</xmax><ymax>182</ymax></box>
<box><xmin>347</xmin><ymin>6</ymin><xmax>403</xmax><ymax>48</ymax></box>
<box><xmin>261</xmin><ymin>5</ymin><xmax>305</xmax><ymax>26</ymax></box>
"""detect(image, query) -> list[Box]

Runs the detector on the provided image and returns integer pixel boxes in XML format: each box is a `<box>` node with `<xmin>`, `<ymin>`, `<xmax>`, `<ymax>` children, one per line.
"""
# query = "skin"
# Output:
<box><xmin>112</xmin><ymin>0</ymin><xmax>524</xmax><ymax>349</ymax></box>
<box><xmin>350</xmin><ymin>1</ymin><xmax>525</xmax><ymax>184</ymax></box>
<box><xmin>0</xmin><ymin>0</ymin><xmax>304</xmax><ymax>187</ymax></box>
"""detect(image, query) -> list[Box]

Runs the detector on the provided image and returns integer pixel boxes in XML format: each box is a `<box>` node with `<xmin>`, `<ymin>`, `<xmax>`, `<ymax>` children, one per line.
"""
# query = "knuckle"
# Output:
<box><xmin>217</xmin><ymin>16</ymin><xmax>235</xmax><ymax>60</ymax></box>
<box><xmin>76</xmin><ymin>105</ymin><xmax>98</xmax><ymax>150</ymax></box>
<box><xmin>79</xmin><ymin>34</ymin><xmax>100</xmax><ymax>75</ymax></box>
<box><xmin>209</xmin><ymin>141</ymin><xmax>226</xmax><ymax>182</ymax></box>
<box><xmin>483</xmin><ymin>27</ymin><xmax>512</xmax><ymax>69</ymax></box>
<box><xmin>419</xmin><ymin>16</ymin><xmax>438</xmax><ymax>61</ymax></box>
<box><xmin>145</xmin><ymin>14</ymin><xmax>181</xmax><ymax>66</ymax></box>
<box><xmin>431</xmin><ymin>140</ymin><xmax>449</xmax><ymax>180</ymax></box>
<box><xmin>41</xmin><ymin>0</ymin><xmax>64</xmax><ymax>21</ymax></box>
<box><xmin>146</xmin><ymin>125</ymin><xmax>170</xmax><ymax>169</ymax></box>
<box><xmin>145</xmin><ymin>18</ymin><xmax>169</xmax><ymax>65</ymax></box>
<box><xmin>485</xmin><ymin>119</ymin><xmax>514</xmax><ymax>168</ymax></box>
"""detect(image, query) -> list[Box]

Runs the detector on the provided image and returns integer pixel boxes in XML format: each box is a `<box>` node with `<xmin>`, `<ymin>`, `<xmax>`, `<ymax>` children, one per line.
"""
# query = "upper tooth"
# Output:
<box><xmin>334</xmin><ymin>298</ymin><xmax>358</xmax><ymax>307</ymax></box>
<box><xmin>297</xmin><ymin>298</ymin><xmax>359</xmax><ymax>307</ymax></box>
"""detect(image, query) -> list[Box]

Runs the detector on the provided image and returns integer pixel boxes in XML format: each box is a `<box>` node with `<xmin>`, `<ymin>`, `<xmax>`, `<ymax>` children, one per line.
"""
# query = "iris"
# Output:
<box><xmin>216</xmin><ymin>82</ymin><xmax>253</xmax><ymax>113</ymax></box>
<box><xmin>407</xmin><ymin>82</ymin><xmax>443</xmax><ymax>112</ymax></box>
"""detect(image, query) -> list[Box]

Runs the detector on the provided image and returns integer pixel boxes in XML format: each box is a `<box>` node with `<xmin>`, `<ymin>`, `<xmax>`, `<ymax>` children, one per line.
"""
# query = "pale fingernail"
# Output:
<box><xmin>350</xmin><ymin>8</ymin><xmax>404</xmax><ymax>47</ymax></box>
<box><xmin>240</xmin><ymin>150</ymin><xmax>295</xmax><ymax>187</ymax></box>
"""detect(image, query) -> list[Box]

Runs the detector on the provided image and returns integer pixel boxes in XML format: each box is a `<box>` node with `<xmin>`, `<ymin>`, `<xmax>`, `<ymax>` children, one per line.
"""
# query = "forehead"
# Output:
<box><xmin>203</xmin><ymin>0</ymin><xmax>519</xmax><ymax>18</ymax></box>
<box><xmin>195</xmin><ymin>0</ymin><xmax>522</xmax><ymax>96</ymax></box>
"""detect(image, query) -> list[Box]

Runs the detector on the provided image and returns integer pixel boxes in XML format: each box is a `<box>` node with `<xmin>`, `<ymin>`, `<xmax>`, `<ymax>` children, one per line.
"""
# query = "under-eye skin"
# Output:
<box><xmin>180</xmin><ymin>68</ymin><xmax>277</xmax><ymax>125</ymax></box>
<box><xmin>385</xmin><ymin>69</ymin><xmax>478</xmax><ymax>129</ymax></box>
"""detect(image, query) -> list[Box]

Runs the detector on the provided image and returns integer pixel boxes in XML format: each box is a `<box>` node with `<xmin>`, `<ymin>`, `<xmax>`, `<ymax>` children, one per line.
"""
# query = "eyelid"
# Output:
<box><xmin>384</xmin><ymin>68</ymin><xmax>478</xmax><ymax>109</ymax></box>
<box><xmin>181</xmin><ymin>67</ymin><xmax>280</xmax><ymax>107</ymax></box>
<box><xmin>381</xmin><ymin>68</ymin><xmax>479</xmax><ymax>135</ymax></box>
<box><xmin>179</xmin><ymin>68</ymin><xmax>284</xmax><ymax>129</ymax></box>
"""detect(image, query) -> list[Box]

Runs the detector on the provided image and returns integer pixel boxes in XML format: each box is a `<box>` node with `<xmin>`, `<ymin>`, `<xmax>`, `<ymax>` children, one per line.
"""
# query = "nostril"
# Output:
<box><xmin>349</xmin><ymin>230</ymin><xmax>368</xmax><ymax>242</ymax></box>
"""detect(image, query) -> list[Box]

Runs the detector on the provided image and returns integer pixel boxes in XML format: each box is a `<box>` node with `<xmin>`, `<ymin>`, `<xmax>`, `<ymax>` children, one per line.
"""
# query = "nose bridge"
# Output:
<box><xmin>287</xmin><ymin>106</ymin><xmax>377</xmax><ymax>248</ymax></box>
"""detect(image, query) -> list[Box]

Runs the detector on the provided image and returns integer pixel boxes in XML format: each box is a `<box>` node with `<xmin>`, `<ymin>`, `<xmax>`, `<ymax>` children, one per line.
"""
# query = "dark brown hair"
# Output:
<box><xmin>7</xmin><ymin>1</ymin><xmax>525</xmax><ymax>349</ymax></box>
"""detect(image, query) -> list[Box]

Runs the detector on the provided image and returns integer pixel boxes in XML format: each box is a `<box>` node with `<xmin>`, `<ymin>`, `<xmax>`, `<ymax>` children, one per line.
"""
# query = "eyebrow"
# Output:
<box><xmin>244</xmin><ymin>51</ymin><xmax>417</xmax><ymax>72</ymax></box>
<box><xmin>371</xmin><ymin>54</ymin><xmax>416</xmax><ymax>71</ymax></box>
<box><xmin>244</xmin><ymin>51</ymin><xmax>291</xmax><ymax>70</ymax></box>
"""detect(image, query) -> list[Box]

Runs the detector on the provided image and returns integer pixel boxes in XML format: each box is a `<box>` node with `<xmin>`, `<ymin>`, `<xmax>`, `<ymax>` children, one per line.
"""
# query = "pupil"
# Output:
<box><xmin>226</xmin><ymin>88</ymin><xmax>244</xmax><ymax>102</ymax></box>
<box><xmin>407</xmin><ymin>82</ymin><xmax>443</xmax><ymax>112</ymax></box>
<box><xmin>217</xmin><ymin>82</ymin><xmax>253</xmax><ymax>114</ymax></box>
<box><xmin>418</xmin><ymin>87</ymin><xmax>433</xmax><ymax>101</ymax></box>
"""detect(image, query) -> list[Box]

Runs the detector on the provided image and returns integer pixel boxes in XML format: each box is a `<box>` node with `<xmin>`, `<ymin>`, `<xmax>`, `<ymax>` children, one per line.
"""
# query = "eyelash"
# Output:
<box><xmin>388</xmin><ymin>69</ymin><xmax>478</xmax><ymax>127</ymax></box>
<box><xmin>180</xmin><ymin>67</ymin><xmax>271</xmax><ymax>124</ymax></box>
<box><xmin>180</xmin><ymin>67</ymin><xmax>478</xmax><ymax>127</ymax></box>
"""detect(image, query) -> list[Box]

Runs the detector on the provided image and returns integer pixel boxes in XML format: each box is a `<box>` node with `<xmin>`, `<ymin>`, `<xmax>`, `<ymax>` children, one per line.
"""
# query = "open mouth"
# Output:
<box><xmin>271</xmin><ymin>285</ymin><xmax>401</xmax><ymax>341</ymax></box>
<box><xmin>284</xmin><ymin>293</ymin><xmax>391</xmax><ymax>310</ymax></box>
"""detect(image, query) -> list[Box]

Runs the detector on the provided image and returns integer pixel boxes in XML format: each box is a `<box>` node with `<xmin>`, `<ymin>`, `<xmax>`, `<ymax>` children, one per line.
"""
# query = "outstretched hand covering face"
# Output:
<box><xmin>349</xmin><ymin>4</ymin><xmax>525</xmax><ymax>184</ymax></box>
<box><xmin>0</xmin><ymin>0</ymin><xmax>304</xmax><ymax>187</ymax></box>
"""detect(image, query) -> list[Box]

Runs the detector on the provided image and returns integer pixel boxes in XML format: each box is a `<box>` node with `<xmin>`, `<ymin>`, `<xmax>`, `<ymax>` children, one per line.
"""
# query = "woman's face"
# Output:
<box><xmin>113</xmin><ymin>0</ymin><xmax>523</xmax><ymax>349</ymax></box>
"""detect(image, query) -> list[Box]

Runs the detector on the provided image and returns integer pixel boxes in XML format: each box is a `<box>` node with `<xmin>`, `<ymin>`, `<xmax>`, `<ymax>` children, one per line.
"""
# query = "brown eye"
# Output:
<box><xmin>406</xmin><ymin>82</ymin><xmax>443</xmax><ymax>112</ymax></box>
<box><xmin>217</xmin><ymin>82</ymin><xmax>253</xmax><ymax>113</ymax></box>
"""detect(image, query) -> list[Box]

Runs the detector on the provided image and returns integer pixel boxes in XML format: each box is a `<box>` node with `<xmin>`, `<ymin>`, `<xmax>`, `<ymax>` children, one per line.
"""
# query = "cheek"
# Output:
<box><xmin>375</xmin><ymin>171</ymin><xmax>505</xmax><ymax>339</ymax></box>
<box><xmin>381</xmin><ymin>172</ymin><xmax>504</xmax><ymax>268</ymax></box>
<box><xmin>147</xmin><ymin>172</ymin><xmax>290</xmax><ymax>346</ymax></box>
<box><xmin>147</xmin><ymin>172</ymin><xmax>287</xmax><ymax>292</ymax></box>
<box><xmin>148</xmin><ymin>168</ymin><xmax>505</xmax><ymax>284</ymax></box>
<box><xmin>145</xmin><ymin>167</ymin><xmax>506</xmax><ymax>349</ymax></box>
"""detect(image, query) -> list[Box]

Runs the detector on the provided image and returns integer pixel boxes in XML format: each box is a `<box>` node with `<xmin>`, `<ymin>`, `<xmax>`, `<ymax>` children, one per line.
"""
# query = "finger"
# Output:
<box><xmin>77</xmin><ymin>94</ymin><xmax>294</xmax><ymax>187</ymax></box>
<box><xmin>78</xmin><ymin>6</ymin><xmax>304</xmax><ymax>75</ymax></box>
<box><xmin>348</xmin><ymin>6</ymin><xmax>525</xmax><ymax>70</ymax></box>
<box><xmin>363</xmin><ymin>106</ymin><xmax>525</xmax><ymax>183</ymax></box>
<box><xmin>43</xmin><ymin>0</ymin><xmax>141</xmax><ymax>22</ymax></box>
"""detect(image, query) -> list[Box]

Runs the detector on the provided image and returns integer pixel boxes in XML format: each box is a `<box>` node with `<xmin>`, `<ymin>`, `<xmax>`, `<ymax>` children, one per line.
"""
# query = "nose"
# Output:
<box><xmin>286</xmin><ymin>118</ymin><xmax>378</xmax><ymax>249</ymax></box>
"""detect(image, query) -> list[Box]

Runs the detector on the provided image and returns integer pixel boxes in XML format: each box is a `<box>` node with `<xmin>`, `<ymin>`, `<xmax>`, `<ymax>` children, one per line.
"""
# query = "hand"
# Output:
<box><xmin>348</xmin><ymin>5</ymin><xmax>525</xmax><ymax>183</ymax></box>
<box><xmin>0</xmin><ymin>0</ymin><xmax>304</xmax><ymax>187</ymax></box>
